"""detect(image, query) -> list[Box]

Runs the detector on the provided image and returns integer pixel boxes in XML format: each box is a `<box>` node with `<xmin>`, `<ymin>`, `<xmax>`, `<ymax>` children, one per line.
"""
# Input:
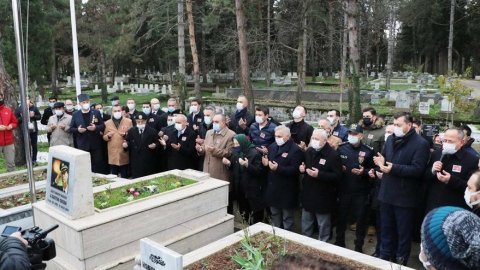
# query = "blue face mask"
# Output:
<box><xmin>167</xmin><ymin>107</ymin><xmax>175</xmax><ymax>113</ymax></box>
<box><xmin>233</xmin><ymin>146</ymin><xmax>241</xmax><ymax>153</ymax></box>
<box><xmin>213</xmin><ymin>123</ymin><xmax>221</xmax><ymax>132</ymax></box>
<box><xmin>49</xmin><ymin>102</ymin><xmax>55</xmax><ymax>108</ymax></box>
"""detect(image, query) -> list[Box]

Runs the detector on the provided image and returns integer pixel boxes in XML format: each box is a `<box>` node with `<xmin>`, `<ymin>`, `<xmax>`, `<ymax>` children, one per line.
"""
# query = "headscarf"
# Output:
<box><xmin>234</xmin><ymin>134</ymin><xmax>255</xmax><ymax>158</ymax></box>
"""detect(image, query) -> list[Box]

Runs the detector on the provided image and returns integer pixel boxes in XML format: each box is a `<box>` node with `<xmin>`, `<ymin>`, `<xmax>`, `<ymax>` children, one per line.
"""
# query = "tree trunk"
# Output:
<box><xmin>447</xmin><ymin>0</ymin><xmax>455</xmax><ymax>75</ymax></box>
<box><xmin>385</xmin><ymin>1</ymin><xmax>395</xmax><ymax>90</ymax></box>
<box><xmin>235</xmin><ymin>0</ymin><xmax>255</xmax><ymax>112</ymax></box>
<box><xmin>327</xmin><ymin>0</ymin><xmax>334</xmax><ymax>78</ymax></box>
<box><xmin>296</xmin><ymin>3</ymin><xmax>308</xmax><ymax>106</ymax></box>
<box><xmin>266</xmin><ymin>0</ymin><xmax>271</xmax><ymax>87</ymax></box>
<box><xmin>0</xmin><ymin>35</ymin><xmax>24</xmax><ymax>166</ymax></box>
<box><xmin>51</xmin><ymin>37</ymin><xmax>59</xmax><ymax>98</ymax></box>
<box><xmin>346</xmin><ymin>0</ymin><xmax>361</xmax><ymax>124</ymax></box>
<box><xmin>186</xmin><ymin>0</ymin><xmax>201</xmax><ymax>98</ymax></box>
<box><xmin>340</xmin><ymin>9</ymin><xmax>348</xmax><ymax>114</ymax></box>
<box><xmin>101</xmin><ymin>52</ymin><xmax>108</xmax><ymax>103</ymax></box>
<box><xmin>177</xmin><ymin>0</ymin><xmax>186</xmax><ymax>77</ymax></box>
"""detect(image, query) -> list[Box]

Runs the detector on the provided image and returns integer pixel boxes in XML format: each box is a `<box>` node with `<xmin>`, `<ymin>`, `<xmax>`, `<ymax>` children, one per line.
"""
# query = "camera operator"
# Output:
<box><xmin>0</xmin><ymin>231</ymin><xmax>30</xmax><ymax>269</ymax></box>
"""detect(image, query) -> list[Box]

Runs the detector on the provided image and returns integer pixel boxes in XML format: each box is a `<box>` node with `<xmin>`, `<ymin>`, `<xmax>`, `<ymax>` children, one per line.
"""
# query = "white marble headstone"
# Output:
<box><xmin>140</xmin><ymin>238</ymin><xmax>182</xmax><ymax>270</ymax></box>
<box><xmin>418</xmin><ymin>102</ymin><xmax>430</xmax><ymax>115</ymax></box>
<box><xmin>441</xmin><ymin>96</ymin><xmax>453</xmax><ymax>112</ymax></box>
<box><xmin>45</xmin><ymin>146</ymin><xmax>94</xmax><ymax>220</ymax></box>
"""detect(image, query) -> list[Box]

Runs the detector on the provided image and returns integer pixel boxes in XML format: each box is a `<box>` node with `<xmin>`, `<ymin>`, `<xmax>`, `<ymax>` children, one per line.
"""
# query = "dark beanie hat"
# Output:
<box><xmin>421</xmin><ymin>206</ymin><xmax>480</xmax><ymax>270</ymax></box>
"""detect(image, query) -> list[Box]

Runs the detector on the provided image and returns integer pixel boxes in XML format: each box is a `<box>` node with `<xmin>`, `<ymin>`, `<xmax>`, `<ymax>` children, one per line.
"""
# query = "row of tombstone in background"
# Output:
<box><xmin>368</xmin><ymin>90</ymin><xmax>454</xmax><ymax>113</ymax></box>
<box><xmin>92</xmin><ymin>83</ymin><xmax>173</xmax><ymax>95</ymax></box>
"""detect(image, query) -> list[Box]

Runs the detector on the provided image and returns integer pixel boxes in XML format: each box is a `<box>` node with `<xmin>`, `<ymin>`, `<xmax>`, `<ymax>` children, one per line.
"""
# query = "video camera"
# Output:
<box><xmin>2</xmin><ymin>224</ymin><xmax>59</xmax><ymax>270</ymax></box>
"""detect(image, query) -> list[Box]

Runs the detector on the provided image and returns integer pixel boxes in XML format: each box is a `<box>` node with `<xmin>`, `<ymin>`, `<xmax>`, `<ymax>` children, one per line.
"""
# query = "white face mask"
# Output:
<box><xmin>348</xmin><ymin>135</ymin><xmax>360</xmax><ymax>145</ymax></box>
<box><xmin>310</xmin><ymin>139</ymin><xmax>321</xmax><ymax>150</ymax></box>
<box><xmin>236</xmin><ymin>102</ymin><xmax>244</xmax><ymax>111</ymax></box>
<box><xmin>204</xmin><ymin>116</ymin><xmax>212</xmax><ymax>125</ymax></box>
<box><xmin>442</xmin><ymin>143</ymin><xmax>457</xmax><ymax>155</ymax></box>
<box><xmin>464</xmin><ymin>188</ymin><xmax>480</xmax><ymax>208</ymax></box>
<box><xmin>142</xmin><ymin>108</ymin><xmax>151</xmax><ymax>115</ymax></box>
<box><xmin>55</xmin><ymin>110</ymin><xmax>63</xmax><ymax>116</ymax></box>
<box><xmin>167</xmin><ymin>119</ymin><xmax>175</xmax><ymax>126</ymax></box>
<box><xmin>175</xmin><ymin>123</ymin><xmax>183</xmax><ymax>131</ymax></box>
<box><xmin>127</xmin><ymin>103</ymin><xmax>135</xmax><ymax>110</ymax></box>
<box><xmin>189</xmin><ymin>105</ymin><xmax>198</xmax><ymax>114</ymax></box>
<box><xmin>66</xmin><ymin>105</ymin><xmax>74</xmax><ymax>111</ymax></box>
<box><xmin>81</xmin><ymin>103</ymin><xmax>90</xmax><ymax>111</ymax></box>
<box><xmin>255</xmin><ymin>116</ymin><xmax>265</xmax><ymax>124</ymax></box>
<box><xmin>113</xmin><ymin>112</ymin><xmax>122</xmax><ymax>120</ymax></box>
<box><xmin>327</xmin><ymin>116</ymin><xmax>336</xmax><ymax>125</ymax></box>
<box><xmin>276</xmin><ymin>137</ymin><xmax>285</xmax><ymax>146</ymax></box>
<box><xmin>385</xmin><ymin>133</ymin><xmax>391</xmax><ymax>141</ymax></box>
<box><xmin>292</xmin><ymin>110</ymin><xmax>302</xmax><ymax>120</ymax></box>
<box><xmin>137</xmin><ymin>124</ymin><xmax>145</xmax><ymax>130</ymax></box>
<box><xmin>394</xmin><ymin>126</ymin><xmax>405</xmax><ymax>137</ymax></box>
<box><xmin>152</xmin><ymin>104</ymin><xmax>160</xmax><ymax>111</ymax></box>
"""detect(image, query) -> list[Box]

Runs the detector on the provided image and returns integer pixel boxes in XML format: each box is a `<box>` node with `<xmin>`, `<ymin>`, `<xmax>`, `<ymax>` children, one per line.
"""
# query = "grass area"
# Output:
<box><xmin>38</xmin><ymin>142</ymin><xmax>49</xmax><ymax>153</ymax></box>
<box><xmin>0</xmin><ymin>190</ymin><xmax>46</xmax><ymax>209</ymax></box>
<box><xmin>94</xmin><ymin>174</ymin><xmax>196</xmax><ymax>209</ymax></box>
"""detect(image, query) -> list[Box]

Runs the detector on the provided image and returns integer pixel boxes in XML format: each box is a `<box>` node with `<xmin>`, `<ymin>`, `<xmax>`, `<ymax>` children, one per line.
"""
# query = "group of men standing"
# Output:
<box><xmin>1</xmin><ymin>91</ymin><xmax>479</xmax><ymax>267</ymax></box>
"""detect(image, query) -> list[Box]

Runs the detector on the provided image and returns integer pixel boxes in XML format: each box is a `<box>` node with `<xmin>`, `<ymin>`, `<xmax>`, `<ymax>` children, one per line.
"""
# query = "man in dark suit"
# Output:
<box><xmin>187</xmin><ymin>98</ymin><xmax>204</xmax><ymax>127</ymax></box>
<box><xmin>373</xmin><ymin>112</ymin><xmax>430</xmax><ymax>265</ymax></box>
<box><xmin>40</xmin><ymin>96</ymin><xmax>57</xmax><ymax>143</ymax></box>
<box><xmin>159</xmin><ymin>114</ymin><xmax>197</xmax><ymax>170</ymax></box>
<box><xmin>123</xmin><ymin>112</ymin><xmax>158</xmax><ymax>178</ymax></box>
<box><xmin>285</xmin><ymin>105</ymin><xmax>314</xmax><ymax>151</ymax></box>
<box><xmin>15</xmin><ymin>99</ymin><xmax>41</xmax><ymax>165</ymax></box>
<box><xmin>69</xmin><ymin>94</ymin><xmax>106</xmax><ymax>173</ymax></box>
<box><xmin>141</xmin><ymin>101</ymin><xmax>162</xmax><ymax>133</ymax></box>
<box><xmin>95</xmin><ymin>103</ymin><xmax>111</xmax><ymax>122</ymax></box>
<box><xmin>150</xmin><ymin>98</ymin><xmax>167</xmax><ymax>127</ymax></box>
<box><xmin>263</xmin><ymin>125</ymin><xmax>303</xmax><ymax>231</ymax></box>
<box><xmin>228</xmin><ymin>95</ymin><xmax>254</xmax><ymax>135</ymax></box>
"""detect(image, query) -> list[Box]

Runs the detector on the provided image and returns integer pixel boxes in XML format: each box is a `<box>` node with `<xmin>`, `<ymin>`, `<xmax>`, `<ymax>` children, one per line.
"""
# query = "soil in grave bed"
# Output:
<box><xmin>94</xmin><ymin>174</ymin><xmax>196</xmax><ymax>209</ymax></box>
<box><xmin>0</xmin><ymin>190</ymin><xmax>46</xmax><ymax>209</ymax></box>
<box><xmin>185</xmin><ymin>232</ymin><xmax>379</xmax><ymax>270</ymax></box>
<box><xmin>0</xmin><ymin>169</ymin><xmax>47</xmax><ymax>189</ymax></box>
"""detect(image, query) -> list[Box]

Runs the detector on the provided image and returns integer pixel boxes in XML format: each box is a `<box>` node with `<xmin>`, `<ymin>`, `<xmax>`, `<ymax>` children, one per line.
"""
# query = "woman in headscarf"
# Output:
<box><xmin>223</xmin><ymin>134</ymin><xmax>267</xmax><ymax>224</ymax></box>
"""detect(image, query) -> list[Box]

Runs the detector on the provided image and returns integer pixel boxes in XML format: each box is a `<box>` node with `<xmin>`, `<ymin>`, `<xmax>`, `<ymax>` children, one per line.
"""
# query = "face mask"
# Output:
<box><xmin>393</xmin><ymin>126</ymin><xmax>405</xmax><ymax>137</ymax></box>
<box><xmin>49</xmin><ymin>102</ymin><xmax>55</xmax><ymax>108</ymax></box>
<box><xmin>168</xmin><ymin>106</ymin><xmax>176</xmax><ymax>113</ymax></box>
<box><xmin>442</xmin><ymin>143</ymin><xmax>457</xmax><ymax>155</ymax></box>
<box><xmin>113</xmin><ymin>112</ymin><xmax>122</xmax><ymax>120</ymax></box>
<box><xmin>310</xmin><ymin>139</ymin><xmax>321</xmax><ymax>150</ymax></box>
<box><xmin>137</xmin><ymin>124</ymin><xmax>145</xmax><ymax>130</ymax></box>
<box><xmin>81</xmin><ymin>103</ymin><xmax>90</xmax><ymax>111</ymax></box>
<box><xmin>363</xmin><ymin>118</ymin><xmax>372</xmax><ymax>126</ymax></box>
<box><xmin>66</xmin><ymin>105</ymin><xmax>73</xmax><ymax>111</ymax></box>
<box><xmin>276</xmin><ymin>137</ymin><xmax>285</xmax><ymax>146</ymax></box>
<box><xmin>292</xmin><ymin>110</ymin><xmax>302</xmax><ymax>120</ymax></box>
<box><xmin>385</xmin><ymin>133</ymin><xmax>391</xmax><ymax>141</ymax></box>
<box><xmin>152</xmin><ymin>104</ymin><xmax>160</xmax><ymax>111</ymax></box>
<box><xmin>162</xmin><ymin>107</ymin><xmax>168</xmax><ymax>113</ymax></box>
<box><xmin>142</xmin><ymin>108</ymin><xmax>151</xmax><ymax>115</ymax></box>
<box><xmin>111</xmin><ymin>101</ymin><xmax>119</xmax><ymax>106</ymax></box>
<box><xmin>0</xmin><ymin>99</ymin><xmax>4</xmax><ymax>106</ymax></box>
<box><xmin>212</xmin><ymin>123</ymin><xmax>221</xmax><ymax>132</ymax></box>
<box><xmin>204</xmin><ymin>116</ymin><xmax>212</xmax><ymax>125</ymax></box>
<box><xmin>233</xmin><ymin>146</ymin><xmax>241</xmax><ymax>153</ymax></box>
<box><xmin>175</xmin><ymin>123</ymin><xmax>183</xmax><ymax>131</ymax></box>
<box><xmin>189</xmin><ymin>105</ymin><xmax>198</xmax><ymax>114</ymax></box>
<box><xmin>167</xmin><ymin>119</ymin><xmax>175</xmax><ymax>126</ymax></box>
<box><xmin>464</xmin><ymin>188</ymin><xmax>480</xmax><ymax>208</ymax></box>
<box><xmin>348</xmin><ymin>135</ymin><xmax>360</xmax><ymax>145</ymax></box>
<box><xmin>236</xmin><ymin>102</ymin><xmax>244</xmax><ymax>111</ymax></box>
<box><xmin>127</xmin><ymin>103</ymin><xmax>135</xmax><ymax>110</ymax></box>
<box><xmin>255</xmin><ymin>116</ymin><xmax>264</xmax><ymax>124</ymax></box>
<box><xmin>327</xmin><ymin>116</ymin><xmax>337</xmax><ymax>126</ymax></box>
<box><xmin>55</xmin><ymin>110</ymin><xmax>63</xmax><ymax>116</ymax></box>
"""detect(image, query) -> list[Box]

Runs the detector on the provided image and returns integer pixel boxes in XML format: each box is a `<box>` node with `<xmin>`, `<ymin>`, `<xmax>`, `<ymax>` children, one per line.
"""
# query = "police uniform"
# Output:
<box><xmin>335</xmin><ymin>125</ymin><xmax>374</xmax><ymax>252</ymax></box>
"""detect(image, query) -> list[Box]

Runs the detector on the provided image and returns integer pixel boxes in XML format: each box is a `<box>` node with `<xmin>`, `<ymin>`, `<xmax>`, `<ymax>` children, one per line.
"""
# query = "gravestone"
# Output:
<box><xmin>395</xmin><ymin>92</ymin><xmax>411</xmax><ymax>109</ymax></box>
<box><xmin>423</xmin><ymin>124</ymin><xmax>440</xmax><ymax>137</ymax></box>
<box><xmin>370</xmin><ymin>72</ymin><xmax>376</xmax><ymax>77</ymax></box>
<box><xmin>283</xmin><ymin>75</ymin><xmax>292</xmax><ymax>85</ymax></box>
<box><xmin>45</xmin><ymin>145</ymin><xmax>94</xmax><ymax>219</ymax></box>
<box><xmin>161</xmin><ymin>85</ymin><xmax>167</xmax><ymax>94</ymax></box>
<box><xmin>120</xmin><ymin>81</ymin><xmax>124</xmax><ymax>90</ymax></box>
<box><xmin>418</xmin><ymin>102</ymin><xmax>430</xmax><ymax>115</ymax></box>
<box><xmin>67</xmin><ymin>76</ymin><xmax>73</xmax><ymax>87</ymax></box>
<box><xmin>150</xmin><ymin>84</ymin><xmax>154</xmax><ymax>91</ymax></box>
<box><xmin>441</xmin><ymin>96</ymin><xmax>453</xmax><ymax>112</ymax></box>
<box><xmin>374</xmin><ymin>83</ymin><xmax>380</xmax><ymax>90</ymax></box>
<box><xmin>427</xmin><ymin>98</ymin><xmax>435</xmax><ymax>106</ymax></box>
<box><xmin>94</xmin><ymin>85</ymin><xmax>101</xmax><ymax>93</ymax></box>
<box><xmin>140</xmin><ymin>238</ymin><xmax>182</xmax><ymax>270</ymax></box>
<box><xmin>270</xmin><ymin>72</ymin><xmax>276</xmax><ymax>80</ymax></box>
<box><xmin>292</xmin><ymin>72</ymin><xmax>298</xmax><ymax>79</ymax></box>
<box><xmin>334</xmin><ymin>73</ymin><xmax>340</xmax><ymax>79</ymax></box>
<box><xmin>371</xmin><ymin>93</ymin><xmax>380</xmax><ymax>105</ymax></box>
<box><xmin>168</xmin><ymin>84</ymin><xmax>173</xmax><ymax>94</ymax></box>
<box><xmin>154</xmin><ymin>84</ymin><xmax>160</xmax><ymax>93</ymax></box>
<box><xmin>388</xmin><ymin>90</ymin><xmax>398</xmax><ymax>101</ymax></box>
<box><xmin>207</xmin><ymin>74</ymin><xmax>213</xmax><ymax>83</ymax></box>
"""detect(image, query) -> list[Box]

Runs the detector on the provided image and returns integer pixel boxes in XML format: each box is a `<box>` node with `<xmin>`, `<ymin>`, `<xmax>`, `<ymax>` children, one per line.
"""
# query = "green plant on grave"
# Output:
<box><xmin>438</xmin><ymin>75</ymin><xmax>477</xmax><ymax>122</ymax></box>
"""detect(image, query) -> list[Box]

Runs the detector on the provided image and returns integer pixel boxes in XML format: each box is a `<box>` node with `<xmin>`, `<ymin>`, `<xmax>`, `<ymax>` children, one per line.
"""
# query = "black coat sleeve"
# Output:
<box><xmin>0</xmin><ymin>237</ymin><xmax>30</xmax><ymax>270</ymax></box>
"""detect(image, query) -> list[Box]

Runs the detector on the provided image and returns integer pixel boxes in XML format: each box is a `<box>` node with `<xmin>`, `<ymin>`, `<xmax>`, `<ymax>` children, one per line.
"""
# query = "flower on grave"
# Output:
<box><xmin>128</xmin><ymin>187</ymin><xmax>136</xmax><ymax>193</ymax></box>
<box><xmin>133</xmin><ymin>191</ymin><xmax>140</xmax><ymax>197</ymax></box>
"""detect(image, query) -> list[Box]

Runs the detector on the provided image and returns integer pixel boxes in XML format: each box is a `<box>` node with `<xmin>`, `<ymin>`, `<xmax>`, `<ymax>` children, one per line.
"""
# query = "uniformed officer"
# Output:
<box><xmin>69</xmin><ymin>93</ymin><xmax>106</xmax><ymax>173</ymax></box>
<box><xmin>123</xmin><ymin>112</ymin><xmax>158</xmax><ymax>178</ymax></box>
<box><xmin>335</xmin><ymin>124</ymin><xmax>374</xmax><ymax>253</ymax></box>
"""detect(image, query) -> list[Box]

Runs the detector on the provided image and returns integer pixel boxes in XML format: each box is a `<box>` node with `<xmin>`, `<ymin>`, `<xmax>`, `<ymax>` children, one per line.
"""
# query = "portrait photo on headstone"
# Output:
<box><xmin>51</xmin><ymin>158</ymin><xmax>70</xmax><ymax>194</ymax></box>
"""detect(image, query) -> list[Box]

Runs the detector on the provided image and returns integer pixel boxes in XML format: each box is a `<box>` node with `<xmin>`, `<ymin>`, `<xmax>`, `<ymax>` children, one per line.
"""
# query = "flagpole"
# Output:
<box><xmin>70</xmin><ymin>0</ymin><xmax>82</xmax><ymax>99</ymax></box>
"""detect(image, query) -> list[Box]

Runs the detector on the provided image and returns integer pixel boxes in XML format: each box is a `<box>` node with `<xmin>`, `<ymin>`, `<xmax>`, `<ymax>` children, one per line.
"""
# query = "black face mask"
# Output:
<box><xmin>363</xmin><ymin>118</ymin><xmax>372</xmax><ymax>126</ymax></box>
<box><xmin>0</xmin><ymin>99</ymin><xmax>4</xmax><ymax>106</ymax></box>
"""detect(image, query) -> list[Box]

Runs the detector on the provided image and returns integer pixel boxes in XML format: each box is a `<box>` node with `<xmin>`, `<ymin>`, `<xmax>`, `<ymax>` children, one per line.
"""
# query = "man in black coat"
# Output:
<box><xmin>0</xmin><ymin>232</ymin><xmax>30</xmax><ymax>269</ymax></box>
<box><xmin>336</xmin><ymin>125</ymin><xmax>375</xmax><ymax>252</ymax></box>
<box><xmin>300</xmin><ymin>128</ymin><xmax>342</xmax><ymax>241</ymax></box>
<box><xmin>69</xmin><ymin>94</ymin><xmax>106</xmax><ymax>173</ymax></box>
<box><xmin>263</xmin><ymin>125</ymin><xmax>303</xmax><ymax>231</ymax></box>
<box><xmin>286</xmin><ymin>105</ymin><xmax>314</xmax><ymax>151</ymax></box>
<box><xmin>187</xmin><ymin>98</ymin><xmax>204</xmax><ymax>127</ymax></box>
<box><xmin>15</xmin><ymin>99</ymin><xmax>42</xmax><ymax>165</ymax></box>
<box><xmin>425</xmin><ymin>128</ymin><xmax>480</xmax><ymax>213</ymax></box>
<box><xmin>123</xmin><ymin>112</ymin><xmax>158</xmax><ymax>178</ymax></box>
<box><xmin>373</xmin><ymin>112</ymin><xmax>430</xmax><ymax>265</ymax></box>
<box><xmin>159</xmin><ymin>114</ymin><xmax>197</xmax><ymax>170</ymax></box>
<box><xmin>141</xmin><ymin>102</ymin><xmax>163</xmax><ymax>133</ymax></box>
<box><xmin>194</xmin><ymin>106</ymin><xmax>215</xmax><ymax>170</ymax></box>
<box><xmin>150</xmin><ymin>98</ymin><xmax>167</xmax><ymax>127</ymax></box>
<box><xmin>40</xmin><ymin>96</ymin><xmax>57</xmax><ymax>143</ymax></box>
<box><xmin>228</xmin><ymin>95</ymin><xmax>254</xmax><ymax>135</ymax></box>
